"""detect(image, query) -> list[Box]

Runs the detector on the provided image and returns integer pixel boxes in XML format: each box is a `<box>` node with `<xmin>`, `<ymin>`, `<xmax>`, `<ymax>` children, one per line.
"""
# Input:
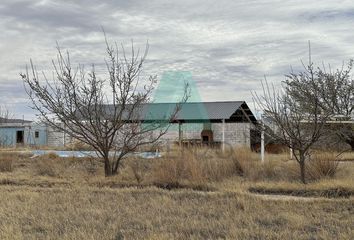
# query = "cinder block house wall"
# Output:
<box><xmin>47</xmin><ymin>126</ymin><xmax>72</xmax><ymax>147</ymax></box>
<box><xmin>150</xmin><ymin>122</ymin><xmax>252</xmax><ymax>148</ymax></box>
<box><xmin>212</xmin><ymin>122</ymin><xmax>251</xmax><ymax>147</ymax></box>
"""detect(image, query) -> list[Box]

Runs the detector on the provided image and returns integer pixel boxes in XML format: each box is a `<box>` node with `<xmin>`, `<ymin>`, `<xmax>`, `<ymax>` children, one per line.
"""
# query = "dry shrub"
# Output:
<box><xmin>153</xmin><ymin>151</ymin><xmax>204</xmax><ymax>185</ymax></box>
<box><xmin>129</xmin><ymin>158</ymin><xmax>151</xmax><ymax>184</ymax></box>
<box><xmin>47</xmin><ymin>152</ymin><xmax>59</xmax><ymax>159</ymax></box>
<box><xmin>152</xmin><ymin>147</ymin><xmax>250</xmax><ymax>186</ymax></box>
<box><xmin>235</xmin><ymin>160</ymin><xmax>280</xmax><ymax>181</ymax></box>
<box><xmin>85</xmin><ymin>158</ymin><xmax>99</xmax><ymax>175</ymax></box>
<box><xmin>35</xmin><ymin>159</ymin><xmax>58</xmax><ymax>177</ymax></box>
<box><xmin>0</xmin><ymin>154</ymin><xmax>13</xmax><ymax>172</ymax></box>
<box><xmin>307</xmin><ymin>153</ymin><xmax>339</xmax><ymax>181</ymax></box>
<box><xmin>278</xmin><ymin>160</ymin><xmax>302</xmax><ymax>181</ymax></box>
<box><xmin>226</xmin><ymin>147</ymin><xmax>298</xmax><ymax>181</ymax></box>
<box><xmin>152</xmin><ymin>146</ymin><xmax>279</xmax><ymax>184</ymax></box>
<box><xmin>35</xmin><ymin>153</ymin><xmax>62</xmax><ymax>177</ymax></box>
<box><xmin>270</xmin><ymin>152</ymin><xmax>341</xmax><ymax>182</ymax></box>
<box><xmin>227</xmin><ymin>147</ymin><xmax>262</xmax><ymax>178</ymax></box>
<box><xmin>32</xmin><ymin>152</ymin><xmax>103</xmax><ymax>177</ymax></box>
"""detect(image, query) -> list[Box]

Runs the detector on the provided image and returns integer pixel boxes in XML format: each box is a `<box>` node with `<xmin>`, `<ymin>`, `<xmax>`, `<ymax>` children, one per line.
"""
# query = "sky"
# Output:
<box><xmin>1</xmin><ymin>0</ymin><xmax>354</xmax><ymax>120</ymax></box>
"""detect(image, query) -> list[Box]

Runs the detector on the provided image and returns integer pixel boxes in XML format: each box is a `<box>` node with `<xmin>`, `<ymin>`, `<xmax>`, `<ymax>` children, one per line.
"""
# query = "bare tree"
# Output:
<box><xmin>0</xmin><ymin>106</ymin><xmax>13</xmax><ymax>146</ymax></box>
<box><xmin>0</xmin><ymin>106</ymin><xmax>12</xmax><ymax>123</ymax></box>
<box><xmin>254</xmin><ymin>62</ymin><xmax>332</xmax><ymax>184</ymax></box>
<box><xmin>284</xmin><ymin>59</ymin><xmax>354</xmax><ymax>150</ymax></box>
<box><xmin>21</xmin><ymin>38</ymin><xmax>189</xmax><ymax>176</ymax></box>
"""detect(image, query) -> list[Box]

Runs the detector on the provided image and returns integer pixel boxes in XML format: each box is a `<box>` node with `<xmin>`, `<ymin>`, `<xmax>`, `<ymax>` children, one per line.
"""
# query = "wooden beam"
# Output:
<box><xmin>239</xmin><ymin>106</ymin><xmax>253</xmax><ymax>123</ymax></box>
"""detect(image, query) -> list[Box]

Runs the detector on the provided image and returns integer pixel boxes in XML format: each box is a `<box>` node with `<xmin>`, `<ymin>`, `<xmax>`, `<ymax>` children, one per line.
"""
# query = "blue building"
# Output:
<box><xmin>0</xmin><ymin>118</ymin><xmax>47</xmax><ymax>147</ymax></box>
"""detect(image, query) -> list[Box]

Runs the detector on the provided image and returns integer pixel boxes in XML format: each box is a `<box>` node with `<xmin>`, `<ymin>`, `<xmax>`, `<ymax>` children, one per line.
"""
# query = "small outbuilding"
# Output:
<box><xmin>0</xmin><ymin>118</ymin><xmax>47</xmax><ymax>147</ymax></box>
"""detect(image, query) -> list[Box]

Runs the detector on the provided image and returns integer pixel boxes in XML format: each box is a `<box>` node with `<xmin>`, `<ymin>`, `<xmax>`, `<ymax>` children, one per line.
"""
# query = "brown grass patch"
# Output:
<box><xmin>0</xmin><ymin>154</ymin><xmax>13</xmax><ymax>172</ymax></box>
<box><xmin>307</xmin><ymin>153</ymin><xmax>340</xmax><ymax>180</ymax></box>
<box><xmin>249</xmin><ymin>180</ymin><xmax>354</xmax><ymax>198</ymax></box>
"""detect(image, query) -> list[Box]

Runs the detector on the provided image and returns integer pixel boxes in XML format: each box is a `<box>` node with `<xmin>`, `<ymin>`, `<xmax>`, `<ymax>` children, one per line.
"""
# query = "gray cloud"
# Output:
<box><xmin>1</xmin><ymin>0</ymin><xmax>354</xmax><ymax>119</ymax></box>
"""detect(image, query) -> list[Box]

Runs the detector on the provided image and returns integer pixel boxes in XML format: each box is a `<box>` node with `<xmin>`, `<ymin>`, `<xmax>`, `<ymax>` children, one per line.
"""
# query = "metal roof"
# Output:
<box><xmin>0</xmin><ymin>117</ymin><xmax>32</xmax><ymax>124</ymax></box>
<box><xmin>79</xmin><ymin>101</ymin><xmax>257</xmax><ymax>123</ymax></box>
<box><xmin>0</xmin><ymin>118</ymin><xmax>33</xmax><ymax>127</ymax></box>
<box><xmin>141</xmin><ymin>101</ymin><xmax>245</xmax><ymax>121</ymax></box>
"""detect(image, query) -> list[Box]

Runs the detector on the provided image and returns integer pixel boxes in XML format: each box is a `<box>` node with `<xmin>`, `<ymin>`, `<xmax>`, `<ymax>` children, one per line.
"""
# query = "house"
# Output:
<box><xmin>0</xmin><ymin>118</ymin><xmax>47</xmax><ymax>147</ymax></box>
<box><xmin>0</xmin><ymin>101</ymin><xmax>258</xmax><ymax>149</ymax></box>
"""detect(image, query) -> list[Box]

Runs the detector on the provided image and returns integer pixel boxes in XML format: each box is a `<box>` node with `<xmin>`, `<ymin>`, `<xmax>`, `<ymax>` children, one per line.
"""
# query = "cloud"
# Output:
<box><xmin>0</xmin><ymin>0</ymin><xmax>354</xmax><ymax>119</ymax></box>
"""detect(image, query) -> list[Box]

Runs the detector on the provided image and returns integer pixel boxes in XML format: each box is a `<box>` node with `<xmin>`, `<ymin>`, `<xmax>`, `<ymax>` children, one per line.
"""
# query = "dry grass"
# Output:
<box><xmin>0</xmin><ymin>153</ymin><xmax>13</xmax><ymax>172</ymax></box>
<box><xmin>152</xmin><ymin>148</ymin><xmax>235</xmax><ymax>185</ymax></box>
<box><xmin>0</xmin><ymin>148</ymin><xmax>353</xmax><ymax>239</ymax></box>
<box><xmin>0</xmin><ymin>185</ymin><xmax>352</xmax><ymax>240</ymax></box>
<box><xmin>248</xmin><ymin>179</ymin><xmax>354</xmax><ymax>198</ymax></box>
<box><xmin>307</xmin><ymin>152</ymin><xmax>340</xmax><ymax>180</ymax></box>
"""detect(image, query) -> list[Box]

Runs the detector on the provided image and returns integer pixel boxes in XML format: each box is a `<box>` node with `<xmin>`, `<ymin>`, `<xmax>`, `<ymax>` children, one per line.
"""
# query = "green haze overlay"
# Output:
<box><xmin>145</xmin><ymin>71</ymin><xmax>210</xmax><ymax>133</ymax></box>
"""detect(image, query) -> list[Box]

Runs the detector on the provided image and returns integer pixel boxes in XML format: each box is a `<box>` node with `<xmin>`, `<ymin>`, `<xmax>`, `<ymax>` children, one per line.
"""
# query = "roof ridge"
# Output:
<box><xmin>146</xmin><ymin>101</ymin><xmax>244</xmax><ymax>104</ymax></box>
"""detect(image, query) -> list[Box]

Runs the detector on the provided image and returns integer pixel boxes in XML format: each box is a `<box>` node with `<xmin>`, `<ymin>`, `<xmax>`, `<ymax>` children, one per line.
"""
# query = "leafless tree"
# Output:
<box><xmin>253</xmin><ymin>62</ymin><xmax>332</xmax><ymax>184</ymax></box>
<box><xmin>21</xmin><ymin>38</ymin><xmax>189</xmax><ymax>176</ymax></box>
<box><xmin>284</xmin><ymin>59</ymin><xmax>354</xmax><ymax>150</ymax></box>
<box><xmin>0</xmin><ymin>106</ymin><xmax>13</xmax><ymax>146</ymax></box>
<box><xmin>0</xmin><ymin>106</ymin><xmax>12</xmax><ymax>123</ymax></box>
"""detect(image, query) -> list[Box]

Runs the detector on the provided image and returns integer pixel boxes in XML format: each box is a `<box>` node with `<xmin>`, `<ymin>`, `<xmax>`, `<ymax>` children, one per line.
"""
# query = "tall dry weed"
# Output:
<box><xmin>307</xmin><ymin>152</ymin><xmax>339</xmax><ymax>180</ymax></box>
<box><xmin>0</xmin><ymin>154</ymin><xmax>13</xmax><ymax>172</ymax></box>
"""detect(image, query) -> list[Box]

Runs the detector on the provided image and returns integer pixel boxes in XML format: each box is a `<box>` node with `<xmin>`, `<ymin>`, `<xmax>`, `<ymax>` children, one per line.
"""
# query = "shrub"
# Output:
<box><xmin>129</xmin><ymin>158</ymin><xmax>150</xmax><ymax>184</ymax></box>
<box><xmin>0</xmin><ymin>156</ymin><xmax>13</xmax><ymax>172</ymax></box>
<box><xmin>153</xmin><ymin>155</ymin><xmax>199</xmax><ymax>185</ymax></box>
<box><xmin>152</xmin><ymin>147</ymin><xmax>243</xmax><ymax>185</ymax></box>
<box><xmin>47</xmin><ymin>152</ymin><xmax>59</xmax><ymax>159</ymax></box>
<box><xmin>85</xmin><ymin>158</ymin><xmax>99</xmax><ymax>175</ymax></box>
<box><xmin>307</xmin><ymin>153</ymin><xmax>339</xmax><ymax>180</ymax></box>
<box><xmin>226</xmin><ymin>147</ymin><xmax>261</xmax><ymax>178</ymax></box>
<box><xmin>35</xmin><ymin>159</ymin><xmax>57</xmax><ymax>176</ymax></box>
<box><xmin>35</xmin><ymin>154</ymin><xmax>62</xmax><ymax>177</ymax></box>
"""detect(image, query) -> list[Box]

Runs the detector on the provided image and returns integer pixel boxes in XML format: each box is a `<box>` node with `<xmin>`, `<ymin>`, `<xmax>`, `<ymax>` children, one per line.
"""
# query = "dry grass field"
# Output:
<box><xmin>0</xmin><ymin>147</ymin><xmax>353</xmax><ymax>239</ymax></box>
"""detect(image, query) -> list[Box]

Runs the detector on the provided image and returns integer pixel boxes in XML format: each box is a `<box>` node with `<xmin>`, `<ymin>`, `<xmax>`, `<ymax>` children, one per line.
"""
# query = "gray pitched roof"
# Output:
<box><xmin>0</xmin><ymin>117</ymin><xmax>33</xmax><ymax>127</ymax></box>
<box><xmin>141</xmin><ymin>101</ymin><xmax>245</xmax><ymax>121</ymax></box>
<box><xmin>0</xmin><ymin>117</ymin><xmax>32</xmax><ymax>124</ymax></box>
<box><xmin>80</xmin><ymin>101</ymin><xmax>257</xmax><ymax>123</ymax></box>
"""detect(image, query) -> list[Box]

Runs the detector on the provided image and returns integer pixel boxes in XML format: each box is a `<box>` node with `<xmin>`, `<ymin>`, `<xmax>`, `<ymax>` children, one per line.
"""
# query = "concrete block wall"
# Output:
<box><xmin>45</xmin><ymin>122</ymin><xmax>252</xmax><ymax>148</ymax></box>
<box><xmin>155</xmin><ymin>122</ymin><xmax>252</xmax><ymax>147</ymax></box>
<box><xmin>47</xmin><ymin>127</ymin><xmax>72</xmax><ymax>147</ymax></box>
<box><xmin>212</xmin><ymin>122</ymin><xmax>251</xmax><ymax>147</ymax></box>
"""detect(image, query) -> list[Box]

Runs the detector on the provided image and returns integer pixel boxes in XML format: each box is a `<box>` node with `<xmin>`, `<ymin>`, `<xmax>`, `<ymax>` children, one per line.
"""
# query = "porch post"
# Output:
<box><xmin>178</xmin><ymin>121</ymin><xmax>182</xmax><ymax>146</ymax></box>
<box><xmin>261</xmin><ymin>121</ymin><xmax>265</xmax><ymax>163</ymax></box>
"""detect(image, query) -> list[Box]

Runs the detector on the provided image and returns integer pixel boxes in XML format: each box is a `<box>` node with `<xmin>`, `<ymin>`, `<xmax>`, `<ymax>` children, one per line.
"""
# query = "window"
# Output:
<box><xmin>35</xmin><ymin>131</ymin><xmax>39</xmax><ymax>138</ymax></box>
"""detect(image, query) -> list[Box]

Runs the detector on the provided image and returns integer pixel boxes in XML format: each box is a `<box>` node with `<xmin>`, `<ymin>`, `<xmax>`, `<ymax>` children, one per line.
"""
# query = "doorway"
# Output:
<box><xmin>16</xmin><ymin>130</ymin><xmax>24</xmax><ymax>144</ymax></box>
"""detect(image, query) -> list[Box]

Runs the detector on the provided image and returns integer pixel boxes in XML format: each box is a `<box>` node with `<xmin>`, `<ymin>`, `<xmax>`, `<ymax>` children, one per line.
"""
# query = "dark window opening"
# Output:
<box><xmin>202</xmin><ymin>136</ymin><xmax>209</xmax><ymax>142</ymax></box>
<box><xmin>16</xmin><ymin>131</ymin><xmax>24</xmax><ymax>144</ymax></box>
<box><xmin>35</xmin><ymin>131</ymin><xmax>39</xmax><ymax>138</ymax></box>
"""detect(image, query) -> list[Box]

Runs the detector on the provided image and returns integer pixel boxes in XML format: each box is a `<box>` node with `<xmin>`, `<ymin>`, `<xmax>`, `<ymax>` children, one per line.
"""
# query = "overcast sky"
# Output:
<box><xmin>1</xmin><ymin>0</ymin><xmax>354</xmax><ymax>119</ymax></box>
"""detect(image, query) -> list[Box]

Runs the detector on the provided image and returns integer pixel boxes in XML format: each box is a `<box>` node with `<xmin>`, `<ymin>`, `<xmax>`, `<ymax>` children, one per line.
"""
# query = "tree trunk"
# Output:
<box><xmin>103</xmin><ymin>155</ymin><xmax>121</xmax><ymax>177</ymax></box>
<box><xmin>104</xmin><ymin>160</ymin><xmax>113</xmax><ymax>176</ymax></box>
<box><xmin>103</xmin><ymin>155</ymin><xmax>116</xmax><ymax>177</ymax></box>
<box><xmin>299</xmin><ymin>153</ymin><xmax>306</xmax><ymax>184</ymax></box>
